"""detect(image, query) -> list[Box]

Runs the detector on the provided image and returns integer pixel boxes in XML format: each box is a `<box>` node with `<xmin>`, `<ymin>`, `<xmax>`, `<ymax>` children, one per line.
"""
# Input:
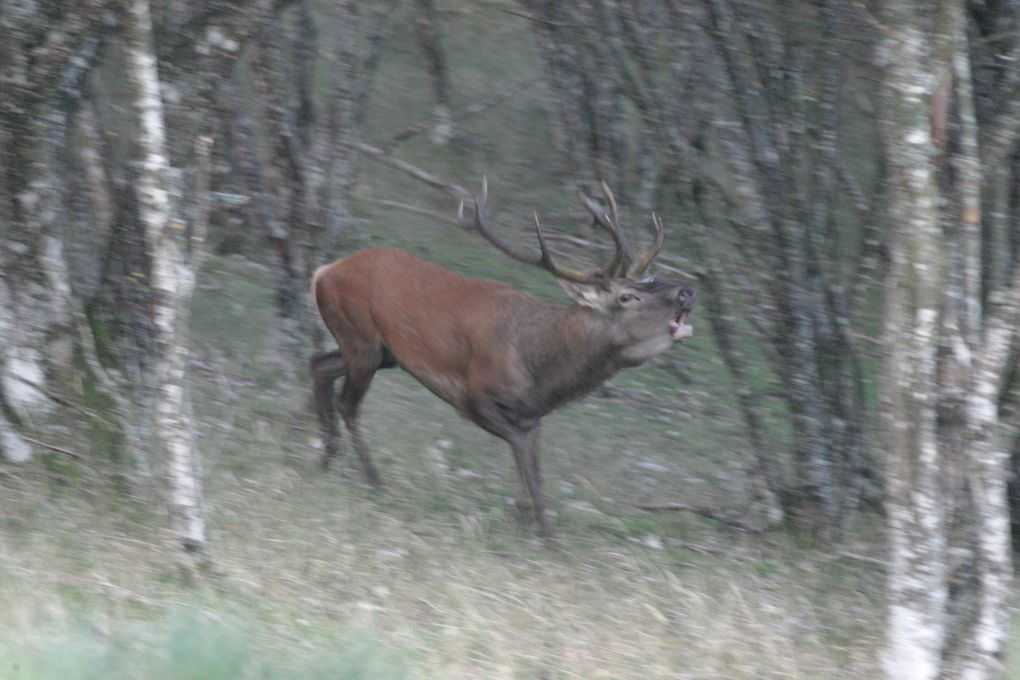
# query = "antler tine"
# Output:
<box><xmin>461</xmin><ymin>177</ymin><xmax>609</xmax><ymax>286</ymax></box>
<box><xmin>577</xmin><ymin>186</ymin><xmax>629</xmax><ymax>278</ymax></box>
<box><xmin>628</xmin><ymin>213</ymin><xmax>666</xmax><ymax>279</ymax></box>
<box><xmin>533</xmin><ymin>211</ymin><xmax>606</xmax><ymax>285</ymax></box>
<box><xmin>462</xmin><ymin>176</ymin><xmax>544</xmax><ymax>266</ymax></box>
<box><xmin>598</xmin><ymin>180</ymin><xmax>634</xmax><ymax>277</ymax></box>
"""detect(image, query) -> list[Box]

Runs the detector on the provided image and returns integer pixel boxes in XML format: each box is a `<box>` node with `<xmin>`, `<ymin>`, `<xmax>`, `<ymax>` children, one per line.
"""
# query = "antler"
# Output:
<box><xmin>577</xmin><ymin>181</ymin><xmax>631</xmax><ymax>277</ymax></box>
<box><xmin>458</xmin><ymin>176</ymin><xmax>543</xmax><ymax>267</ymax></box>
<box><xmin>628</xmin><ymin>213</ymin><xmax>665</xmax><ymax>279</ymax></box>
<box><xmin>532</xmin><ymin>211</ymin><xmax>608</xmax><ymax>285</ymax></box>
<box><xmin>578</xmin><ymin>180</ymin><xmax>666</xmax><ymax>280</ymax></box>
<box><xmin>460</xmin><ymin>177</ymin><xmax>610</xmax><ymax>286</ymax></box>
<box><xmin>460</xmin><ymin>178</ymin><xmax>666</xmax><ymax>284</ymax></box>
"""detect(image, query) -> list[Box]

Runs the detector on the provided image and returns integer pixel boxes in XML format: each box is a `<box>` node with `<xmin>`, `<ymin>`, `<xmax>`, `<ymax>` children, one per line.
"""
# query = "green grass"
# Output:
<box><xmin>0</xmin><ymin>605</ymin><xmax>409</xmax><ymax>680</ymax></box>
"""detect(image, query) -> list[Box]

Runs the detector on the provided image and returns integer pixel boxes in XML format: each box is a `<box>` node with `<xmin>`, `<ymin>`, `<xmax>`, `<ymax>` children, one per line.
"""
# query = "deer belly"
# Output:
<box><xmin>400</xmin><ymin>362</ymin><xmax>471</xmax><ymax>413</ymax></box>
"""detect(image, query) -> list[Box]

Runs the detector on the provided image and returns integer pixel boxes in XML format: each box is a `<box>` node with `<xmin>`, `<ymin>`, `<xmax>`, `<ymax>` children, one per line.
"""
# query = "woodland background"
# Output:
<box><xmin>3</xmin><ymin>1</ymin><xmax>1020</xmax><ymax>678</ymax></box>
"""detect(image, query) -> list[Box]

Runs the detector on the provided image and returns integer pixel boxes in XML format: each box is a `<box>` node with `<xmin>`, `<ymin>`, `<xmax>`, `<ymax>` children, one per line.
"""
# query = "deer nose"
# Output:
<box><xmin>678</xmin><ymin>287</ymin><xmax>695</xmax><ymax>309</ymax></box>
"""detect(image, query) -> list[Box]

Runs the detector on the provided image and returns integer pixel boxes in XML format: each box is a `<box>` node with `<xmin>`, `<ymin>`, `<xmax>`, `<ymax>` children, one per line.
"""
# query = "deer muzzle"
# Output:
<box><xmin>670</xmin><ymin>287</ymin><xmax>695</xmax><ymax>340</ymax></box>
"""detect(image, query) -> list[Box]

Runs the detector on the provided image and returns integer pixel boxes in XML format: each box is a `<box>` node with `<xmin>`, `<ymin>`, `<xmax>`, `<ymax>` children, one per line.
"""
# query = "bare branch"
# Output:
<box><xmin>352</xmin><ymin>141</ymin><xmax>471</xmax><ymax>199</ymax></box>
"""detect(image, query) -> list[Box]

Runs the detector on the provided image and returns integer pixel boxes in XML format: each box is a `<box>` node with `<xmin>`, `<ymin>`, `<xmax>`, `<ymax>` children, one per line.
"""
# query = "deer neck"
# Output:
<box><xmin>514</xmin><ymin>303</ymin><xmax>621</xmax><ymax>412</ymax></box>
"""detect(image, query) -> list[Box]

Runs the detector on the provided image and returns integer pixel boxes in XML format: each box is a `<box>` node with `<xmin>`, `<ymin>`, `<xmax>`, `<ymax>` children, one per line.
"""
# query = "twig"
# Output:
<box><xmin>972</xmin><ymin>28</ymin><xmax>1020</xmax><ymax>47</ymax></box>
<box><xmin>19</xmin><ymin>435</ymin><xmax>84</xmax><ymax>461</ymax></box>
<box><xmin>499</xmin><ymin>8</ymin><xmax>578</xmax><ymax>28</ymax></box>
<box><xmin>674</xmin><ymin>539</ymin><xmax>752</xmax><ymax>561</ymax></box>
<box><xmin>7</xmin><ymin>373</ymin><xmax>117</xmax><ymax>428</ymax></box>
<box><xmin>9</xmin><ymin>374</ymin><xmax>81</xmax><ymax>412</ymax></box>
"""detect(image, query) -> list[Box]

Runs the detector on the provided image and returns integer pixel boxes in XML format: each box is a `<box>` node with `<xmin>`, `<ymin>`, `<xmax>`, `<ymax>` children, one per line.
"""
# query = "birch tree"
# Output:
<box><xmin>0</xmin><ymin>1</ymin><xmax>109</xmax><ymax>464</ymax></box>
<box><xmin>880</xmin><ymin>1</ymin><xmax>1019</xmax><ymax>677</ymax></box>
<box><xmin>942</xmin><ymin>6</ymin><xmax>1016</xmax><ymax>677</ymax></box>
<box><xmin>878</xmin><ymin>5</ymin><xmax>949</xmax><ymax>675</ymax></box>
<box><xmin>124</xmin><ymin>0</ymin><xmax>208</xmax><ymax>561</ymax></box>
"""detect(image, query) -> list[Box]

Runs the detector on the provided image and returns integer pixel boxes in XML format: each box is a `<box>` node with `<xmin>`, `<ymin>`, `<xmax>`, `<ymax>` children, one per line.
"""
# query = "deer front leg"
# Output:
<box><xmin>508</xmin><ymin>426</ymin><xmax>554</xmax><ymax>544</ymax></box>
<box><xmin>468</xmin><ymin>400</ymin><xmax>554</xmax><ymax>543</ymax></box>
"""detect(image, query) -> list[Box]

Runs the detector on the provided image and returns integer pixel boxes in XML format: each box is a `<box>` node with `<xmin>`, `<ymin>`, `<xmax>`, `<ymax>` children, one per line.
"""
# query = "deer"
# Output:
<box><xmin>309</xmin><ymin>179</ymin><xmax>695</xmax><ymax>543</ymax></box>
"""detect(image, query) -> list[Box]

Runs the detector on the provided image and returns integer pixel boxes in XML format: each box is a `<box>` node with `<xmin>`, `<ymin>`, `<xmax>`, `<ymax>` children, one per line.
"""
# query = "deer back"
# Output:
<box><xmin>313</xmin><ymin>248</ymin><xmax>546</xmax><ymax>413</ymax></box>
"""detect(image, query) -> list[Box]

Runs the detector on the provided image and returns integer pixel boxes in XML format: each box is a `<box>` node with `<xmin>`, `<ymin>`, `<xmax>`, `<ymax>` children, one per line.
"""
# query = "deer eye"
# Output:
<box><xmin>618</xmin><ymin>293</ymin><xmax>638</xmax><ymax>304</ymax></box>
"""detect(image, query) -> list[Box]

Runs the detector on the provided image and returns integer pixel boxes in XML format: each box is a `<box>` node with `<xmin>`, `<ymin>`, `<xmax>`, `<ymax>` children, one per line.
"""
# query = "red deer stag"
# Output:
<box><xmin>309</xmin><ymin>179</ymin><xmax>694</xmax><ymax>542</ymax></box>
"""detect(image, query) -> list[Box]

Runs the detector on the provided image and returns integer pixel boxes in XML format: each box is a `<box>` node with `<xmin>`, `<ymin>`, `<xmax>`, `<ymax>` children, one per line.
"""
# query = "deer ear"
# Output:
<box><xmin>557</xmin><ymin>279</ymin><xmax>611</xmax><ymax>312</ymax></box>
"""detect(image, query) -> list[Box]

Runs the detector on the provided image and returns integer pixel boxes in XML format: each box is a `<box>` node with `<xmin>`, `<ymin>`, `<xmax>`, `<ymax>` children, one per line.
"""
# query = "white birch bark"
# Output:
<box><xmin>879</xmin><ymin>10</ymin><xmax>948</xmax><ymax>680</ymax></box>
<box><xmin>881</xmin><ymin>3</ymin><xmax>1017</xmax><ymax>678</ymax></box>
<box><xmin>949</xmin><ymin>5</ymin><xmax>1014</xmax><ymax>676</ymax></box>
<box><xmin>956</xmin><ymin>263</ymin><xmax>1020</xmax><ymax>680</ymax></box>
<box><xmin>124</xmin><ymin>0</ymin><xmax>207</xmax><ymax>558</ymax></box>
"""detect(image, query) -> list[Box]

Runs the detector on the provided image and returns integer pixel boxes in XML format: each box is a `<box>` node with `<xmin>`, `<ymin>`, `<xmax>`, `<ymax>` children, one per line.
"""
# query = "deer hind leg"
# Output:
<box><xmin>337</xmin><ymin>357</ymin><xmax>383</xmax><ymax>488</ymax></box>
<box><xmin>310</xmin><ymin>349</ymin><xmax>346</xmax><ymax>470</ymax></box>
<box><xmin>512</xmin><ymin>462</ymin><xmax>533</xmax><ymax>514</ymax></box>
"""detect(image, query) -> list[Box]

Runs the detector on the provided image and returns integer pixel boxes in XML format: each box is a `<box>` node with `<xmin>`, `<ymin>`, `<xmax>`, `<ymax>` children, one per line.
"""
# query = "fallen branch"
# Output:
<box><xmin>9</xmin><ymin>374</ymin><xmax>80</xmax><ymax>411</ymax></box>
<box><xmin>635</xmin><ymin>502</ymin><xmax>767</xmax><ymax>534</ymax></box>
<box><xmin>673</xmin><ymin>539</ymin><xmax>751</xmax><ymax>560</ymax></box>
<box><xmin>808</xmin><ymin>550</ymin><xmax>889</xmax><ymax>571</ymax></box>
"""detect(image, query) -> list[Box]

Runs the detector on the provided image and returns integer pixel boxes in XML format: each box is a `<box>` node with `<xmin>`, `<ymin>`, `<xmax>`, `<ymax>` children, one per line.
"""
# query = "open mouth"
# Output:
<box><xmin>669</xmin><ymin>309</ymin><xmax>693</xmax><ymax>340</ymax></box>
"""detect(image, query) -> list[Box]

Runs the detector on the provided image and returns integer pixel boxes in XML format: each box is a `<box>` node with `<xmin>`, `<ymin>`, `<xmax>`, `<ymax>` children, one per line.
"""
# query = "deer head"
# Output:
<box><xmin>460</xmin><ymin>177</ymin><xmax>694</xmax><ymax>365</ymax></box>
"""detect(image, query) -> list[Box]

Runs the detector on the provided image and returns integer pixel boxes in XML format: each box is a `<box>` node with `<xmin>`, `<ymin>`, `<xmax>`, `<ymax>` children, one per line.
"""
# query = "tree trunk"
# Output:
<box><xmin>124</xmin><ymin>0</ymin><xmax>207</xmax><ymax>562</ymax></box>
<box><xmin>878</xmin><ymin>3</ymin><xmax>950</xmax><ymax>677</ymax></box>
<box><xmin>414</xmin><ymin>0</ymin><xmax>453</xmax><ymax>145</ymax></box>
<box><xmin>880</xmin><ymin>2</ymin><xmax>1017</xmax><ymax>677</ymax></box>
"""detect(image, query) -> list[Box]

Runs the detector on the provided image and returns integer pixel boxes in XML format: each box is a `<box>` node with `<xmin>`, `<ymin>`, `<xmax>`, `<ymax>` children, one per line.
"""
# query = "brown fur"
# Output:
<box><xmin>310</xmin><ymin>247</ymin><xmax>694</xmax><ymax>542</ymax></box>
